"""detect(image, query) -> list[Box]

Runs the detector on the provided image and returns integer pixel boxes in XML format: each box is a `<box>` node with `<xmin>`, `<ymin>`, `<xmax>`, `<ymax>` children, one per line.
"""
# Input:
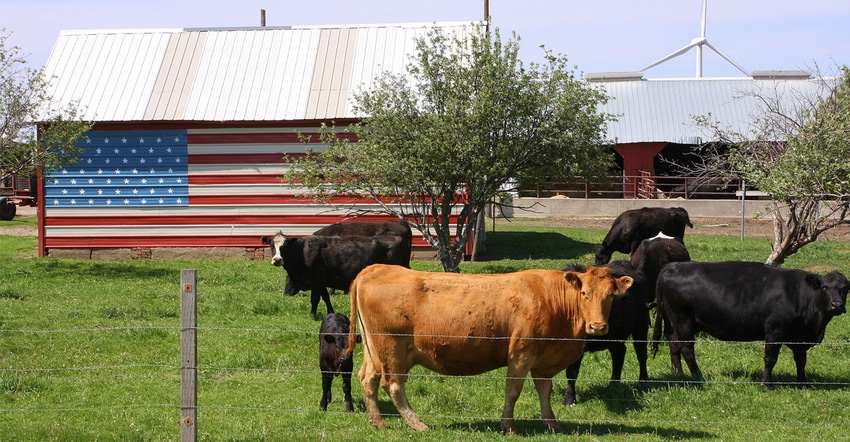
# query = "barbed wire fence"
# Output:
<box><xmin>4</xmin><ymin>268</ymin><xmax>850</xmax><ymax>441</ymax></box>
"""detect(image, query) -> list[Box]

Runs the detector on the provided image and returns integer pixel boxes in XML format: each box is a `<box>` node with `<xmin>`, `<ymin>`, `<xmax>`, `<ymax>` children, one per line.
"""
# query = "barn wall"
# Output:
<box><xmin>39</xmin><ymin>121</ymin><xmax>451</xmax><ymax>259</ymax></box>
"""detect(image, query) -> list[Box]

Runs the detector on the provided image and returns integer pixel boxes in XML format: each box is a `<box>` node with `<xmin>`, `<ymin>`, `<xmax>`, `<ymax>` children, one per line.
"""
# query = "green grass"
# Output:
<box><xmin>2</xmin><ymin>216</ymin><xmax>850</xmax><ymax>441</ymax></box>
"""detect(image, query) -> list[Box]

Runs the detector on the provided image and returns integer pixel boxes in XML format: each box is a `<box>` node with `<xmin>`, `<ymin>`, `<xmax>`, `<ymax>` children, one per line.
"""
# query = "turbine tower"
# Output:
<box><xmin>642</xmin><ymin>0</ymin><xmax>749</xmax><ymax>77</ymax></box>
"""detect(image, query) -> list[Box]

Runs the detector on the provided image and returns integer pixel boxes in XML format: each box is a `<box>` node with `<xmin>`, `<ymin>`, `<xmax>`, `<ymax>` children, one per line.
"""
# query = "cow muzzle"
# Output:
<box><xmin>586</xmin><ymin>322</ymin><xmax>609</xmax><ymax>336</ymax></box>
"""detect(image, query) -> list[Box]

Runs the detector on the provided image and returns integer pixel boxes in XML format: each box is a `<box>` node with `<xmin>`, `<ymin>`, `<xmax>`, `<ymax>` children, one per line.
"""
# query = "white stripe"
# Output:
<box><xmin>187</xmin><ymin>164</ymin><xmax>290</xmax><ymax>174</ymax></box>
<box><xmin>187</xmin><ymin>184</ymin><xmax>313</xmax><ymax>195</ymax></box>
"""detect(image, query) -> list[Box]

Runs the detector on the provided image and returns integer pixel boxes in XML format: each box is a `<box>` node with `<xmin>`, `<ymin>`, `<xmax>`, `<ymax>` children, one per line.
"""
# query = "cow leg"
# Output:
<box><xmin>384</xmin><ymin>373</ymin><xmax>428</xmax><ymax>431</ymax></box>
<box><xmin>310</xmin><ymin>286</ymin><xmax>333</xmax><ymax>317</ymax></box>
<box><xmin>562</xmin><ymin>355</ymin><xmax>583</xmax><ymax>406</ymax></box>
<box><xmin>789</xmin><ymin>345</ymin><xmax>810</xmax><ymax>388</ymax></box>
<box><xmin>501</xmin><ymin>364</ymin><xmax>531</xmax><ymax>434</ymax></box>
<box><xmin>379</xmin><ymin>343</ymin><xmax>427</xmax><ymax>431</ymax></box>
<box><xmin>358</xmin><ymin>355</ymin><xmax>388</xmax><ymax>428</ymax></box>
<box><xmin>342</xmin><ymin>370</ymin><xmax>355</xmax><ymax>412</ymax></box>
<box><xmin>680</xmin><ymin>340</ymin><xmax>701</xmax><ymax>378</ymax></box>
<box><xmin>633</xmin><ymin>333</ymin><xmax>650</xmax><ymax>383</ymax></box>
<box><xmin>531</xmin><ymin>370</ymin><xmax>561</xmax><ymax>432</ymax></box>
<box><xmin>667</xmin><ymin>329</ymin><xmax>684</xmax><ymax>373</ymax></box>
<box><xmin>320</xmin><ymin>371</ymin><xmax>333</xmax><ymax>411</ymax></box>
<box><xmin>609</xmin><ymin>342</ymin><xmax>627</xmax><ymax>384</ymax></box>
<box><xmin>761</xmin><ymin>342</ymin><xmax>782</xmax><ymax>389</ymax></box>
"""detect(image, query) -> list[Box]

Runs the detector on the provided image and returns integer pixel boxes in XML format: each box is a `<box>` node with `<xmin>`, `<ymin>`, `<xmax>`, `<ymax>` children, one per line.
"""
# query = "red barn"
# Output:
<box><xmin>38</xmin><ymin>23</ymin><xmax>479</xmax><ymax>259</ymax></box>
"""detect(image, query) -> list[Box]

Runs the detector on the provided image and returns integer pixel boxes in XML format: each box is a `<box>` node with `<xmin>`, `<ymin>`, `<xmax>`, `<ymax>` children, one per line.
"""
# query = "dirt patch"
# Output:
<box><xmin>0</xmin><ymin>206</ymin><xmax>37</xmax><ymax>236</ymax></box>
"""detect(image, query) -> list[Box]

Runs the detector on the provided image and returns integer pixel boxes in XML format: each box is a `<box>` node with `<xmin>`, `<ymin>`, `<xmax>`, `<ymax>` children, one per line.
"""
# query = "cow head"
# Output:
<box><xmin>817</xmin><ymin>271</ymin><xmax>850</xmax><ymax>315</ymax></box>
<box><xmin>565</xmin><ymin>266</ymin><xmax>633</xmax><ymax>336</ymax></box>
<box><xmin>594</xmin><ymin>243</ymin><xmax>611</xmax><ymax>266</ymax></box>
<box><xmin>260</xmin><ymin>231</ymin><xmax>286</xmax><ymax>266</ymax></box>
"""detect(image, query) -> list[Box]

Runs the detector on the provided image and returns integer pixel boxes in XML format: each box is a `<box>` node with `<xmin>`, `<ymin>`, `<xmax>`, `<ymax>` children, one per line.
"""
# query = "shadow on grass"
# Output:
<box><xmin>722</xmin><ymin>369</ymin><xmax>849</xmax><ymax>391</ymax></box>
<box><xmin>558</xmin><ymin>380</ymin><xmax>648</xmax><ymax>414</ymax></box>
<box><xmin>34</xmin><ymin>258</ymin><xmax>174</xmax><ymax>279</ymax></box>
<box><xmin>482</xmin><ymin>231</ymin><xmax>595</xmax><ymax>261</ymax></box>
<box><xmin>447</xmin><ymin>419</ymin><xmax>715</xmax><ymax>439</ymax></box>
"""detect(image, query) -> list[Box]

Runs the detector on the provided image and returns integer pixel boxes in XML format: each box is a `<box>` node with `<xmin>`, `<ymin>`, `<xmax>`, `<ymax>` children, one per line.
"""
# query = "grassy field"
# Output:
<box><xmin>2</xmin><ymin>216</ymin><xmax>850</xmax><ymax>441</ymax></box>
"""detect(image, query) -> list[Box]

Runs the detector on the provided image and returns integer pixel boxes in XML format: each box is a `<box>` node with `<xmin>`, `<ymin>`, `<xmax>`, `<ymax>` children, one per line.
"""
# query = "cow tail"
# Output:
<box><xmin>651</xmin><ymin>284</ymin><xmax>664</xmax><ymax>357</ymax></box>
<box><xmin>345</xmin><ymin>278</ymin><xmax>360</xmax><ymax>361</ymax></box>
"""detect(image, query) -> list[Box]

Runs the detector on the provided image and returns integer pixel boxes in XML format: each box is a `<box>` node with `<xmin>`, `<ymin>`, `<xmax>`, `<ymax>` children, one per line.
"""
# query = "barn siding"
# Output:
<box><xmin>39</xmin><ymin>122</ymin><xmax>460</xmax><ymax>258</ymax></box>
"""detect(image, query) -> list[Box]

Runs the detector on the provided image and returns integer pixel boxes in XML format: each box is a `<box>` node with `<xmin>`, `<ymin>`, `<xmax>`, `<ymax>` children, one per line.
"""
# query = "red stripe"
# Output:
<box><xmin>189</xmin><ymin>174</ymin><xmax>284</xmax><ymax>185</ymax></box>
<box><xmin>186</xmin><ymin>194</ymin><xmax>374</xmax><ymax>205</ymax></box>
<box><xmin>44</xmin><ymin>236</ymin><xmax>432</xmax><ymax>248</ymax></box>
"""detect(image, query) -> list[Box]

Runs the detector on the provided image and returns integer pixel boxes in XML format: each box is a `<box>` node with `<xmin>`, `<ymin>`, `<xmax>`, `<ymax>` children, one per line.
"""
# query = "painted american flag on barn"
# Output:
<box><xmin>40</xmin><ymin>126</ymin><xmax>433</xmax><ymax>254</ymax></box>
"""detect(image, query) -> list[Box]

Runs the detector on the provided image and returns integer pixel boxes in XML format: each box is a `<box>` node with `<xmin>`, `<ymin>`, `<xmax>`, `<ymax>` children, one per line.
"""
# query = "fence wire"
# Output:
<box><xmin>3</xmin><ymin>324</ymin><xmax>850</xmax><ymax>431</ymax></box>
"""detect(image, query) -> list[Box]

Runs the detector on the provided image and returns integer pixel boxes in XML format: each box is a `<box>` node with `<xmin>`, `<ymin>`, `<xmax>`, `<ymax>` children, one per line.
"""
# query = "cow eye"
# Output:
<box><xmin>581</xmin><ymin>290</ymin><xmax>589</xmax><ymax>299</ymax></box>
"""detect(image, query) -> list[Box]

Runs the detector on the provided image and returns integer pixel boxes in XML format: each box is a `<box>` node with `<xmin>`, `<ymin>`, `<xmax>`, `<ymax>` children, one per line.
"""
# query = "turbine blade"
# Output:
<box><xmin>701</xmin><ymin>0</ymin><xmax>708</xmax><ymax>37</ymax></box>
<box><xmin>704</xmin><ymin>41</ymin><xmax>750</xmax><ymax>76</ymax></box>
<box><xmin>642</xmin><ymin>42</ymin><xmax>699</xmax><ymax>72</ymax></box>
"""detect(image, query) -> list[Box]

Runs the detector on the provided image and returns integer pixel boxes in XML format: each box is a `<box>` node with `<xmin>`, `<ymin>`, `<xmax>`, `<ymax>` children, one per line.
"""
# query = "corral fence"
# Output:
<box><xmin>6</xmin><ymin>269</ymin><xmax>850</xmax><ymax>440</ymax></box>
<box><xmin>520</xmin><ymin>174</ymin><xmax>760</xmax><ymax>200</ymax></box>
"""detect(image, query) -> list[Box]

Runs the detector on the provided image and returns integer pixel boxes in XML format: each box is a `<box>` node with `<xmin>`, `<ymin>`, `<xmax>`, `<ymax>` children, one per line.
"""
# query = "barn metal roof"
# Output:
<box><xmin>41</xmin><ymin>22</ymin><xmax>479</xmax><ymax>122</ymax></box>
<box><xmin>41</xmin><ymin>24</ymin><xmax>835</xmax><ymax>145</ymax></box>
<box><xmin>593</xmin><ymin>75</ymin><xmax>833</xmax><ymax>144</ymax></box>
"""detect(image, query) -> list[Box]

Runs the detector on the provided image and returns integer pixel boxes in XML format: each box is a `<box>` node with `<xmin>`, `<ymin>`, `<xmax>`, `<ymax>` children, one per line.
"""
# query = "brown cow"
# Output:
<box><xmin>345</xmin><ymin>264</ymin><xmax>633</xmax><ymax>434</ymax></box>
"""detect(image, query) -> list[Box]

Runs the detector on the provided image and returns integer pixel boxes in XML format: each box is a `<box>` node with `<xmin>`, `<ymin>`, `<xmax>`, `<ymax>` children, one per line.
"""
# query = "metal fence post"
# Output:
<box><xmin>181</xmin><ymin>269</ymin><xmax>198</xmax><ymax>442</ymax></box>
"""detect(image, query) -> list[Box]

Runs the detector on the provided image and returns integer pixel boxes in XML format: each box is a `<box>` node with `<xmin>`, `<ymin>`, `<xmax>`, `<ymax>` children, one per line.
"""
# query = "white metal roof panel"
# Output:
<box><xmin>596</xmin><ymin>77</ymin><xmax>831</xmax><ymax>144</ymax></box>
<box><xmin>43</xmin><ymin>29</ymin><xmax>178</xmax><ymax>121</ymax></box>
<box><xmin>42</xmin><ymin>23</ymin><xmax>480</xmax><ymax>122</ymax></box>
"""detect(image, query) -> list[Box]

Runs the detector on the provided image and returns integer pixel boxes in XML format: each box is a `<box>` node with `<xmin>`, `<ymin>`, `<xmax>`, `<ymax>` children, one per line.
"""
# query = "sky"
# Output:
<box><xmin>2</xmin><ymin>0</ymin><xmax>849</xmax><ymax>79</ymax></box>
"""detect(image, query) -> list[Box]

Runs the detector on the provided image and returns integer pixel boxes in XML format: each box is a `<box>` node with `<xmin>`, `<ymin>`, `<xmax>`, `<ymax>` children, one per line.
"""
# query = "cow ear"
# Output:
<box><xmin>615</xmin><ymin>276</ymin><xmax>634</xmax><ymax>296</ymax></box>
<box><xmin>805</xmin><ymin>274</ymin><xmax>823</xmax><ymax>291</ymax></box>
<box><xmin>563</xmin><ymin>271</ymin><xmax>583</xmax><ymax>290</ymax></box>
<box><xmin>323</xmin><ymin>334</ymin><xmax>336</xmax><ymax>344</ymax></box>
<box><xmin>261</xmin><ymin>236</ymin><xmax>271</xmax><ymax>245</ymax></box>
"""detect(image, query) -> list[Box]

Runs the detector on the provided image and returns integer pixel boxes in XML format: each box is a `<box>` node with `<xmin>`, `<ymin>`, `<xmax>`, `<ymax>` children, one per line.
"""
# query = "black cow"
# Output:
<box><xmin>630</xmin><ymin>234</ymin><xmax>691</xmax><ymax>309</ymax></box>
<box><xmin>595</xmin><ymin>207</ymin><xmax>693</xmax><ymax>265</ymax></box>
<box><xmin>283</xmin><ymin>221</ymin><xmax>412</xmax><ymax>296</ymax></box>
<box><xmin>319</xmin><ymin>313</ymin><xmax>359</xmax><ymax>412</ymax></box>
<box><xmin>562</xmin><ymin>260</ymin><xmax>650</xmax><ymax>406</ymax></box>
<box><xmin>653</xmin><ymin>261</ymin><xmax>850</xmax><ymax>388</ymax></box>
<box><xmin>261</xmin><ymin>232</ymin><xmax>407</xmax><ymax>316</ymax></box>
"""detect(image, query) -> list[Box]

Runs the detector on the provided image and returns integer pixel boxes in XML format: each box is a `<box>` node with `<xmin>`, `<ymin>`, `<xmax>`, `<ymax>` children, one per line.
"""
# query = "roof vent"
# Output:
<box><xmin>585</xmin><ymin>72</ymin><xmax>645</xmax><ymax>82</ymax></box>
<box><xmin>751</xmin><ymin>70</ymin><xmax>812</xmax><ymax>80</ymax></box>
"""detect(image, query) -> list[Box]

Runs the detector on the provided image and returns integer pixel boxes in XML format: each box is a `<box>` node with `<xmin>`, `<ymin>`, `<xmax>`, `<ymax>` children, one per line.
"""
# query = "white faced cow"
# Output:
<box><xmin>261</xmin><ymin>232</ymin><xmax>407</xmax><ymax>316</ymax></box>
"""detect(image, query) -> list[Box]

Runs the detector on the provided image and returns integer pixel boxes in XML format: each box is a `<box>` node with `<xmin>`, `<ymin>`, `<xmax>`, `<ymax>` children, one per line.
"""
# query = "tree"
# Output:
<box><xmin>1</xmin><ymin>29</ymin><xmax>92</xmax><ymax>184</ymax></box>
<box><xmin>288</xmin><ymin>25</ymin><xmax>615</xmax><ymax>272</ymax></box>
<box><xmin>693</xmin><ymin>66</ymin><xmax>850</xmax><ymax>266</ymax></box>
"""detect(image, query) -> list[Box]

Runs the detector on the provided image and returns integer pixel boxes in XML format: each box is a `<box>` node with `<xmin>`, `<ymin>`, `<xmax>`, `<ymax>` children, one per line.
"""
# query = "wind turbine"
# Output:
<box><xmin>642</xmin><ymin>0</ymin><xmax>750</xmax><ymax>77</ymax></box>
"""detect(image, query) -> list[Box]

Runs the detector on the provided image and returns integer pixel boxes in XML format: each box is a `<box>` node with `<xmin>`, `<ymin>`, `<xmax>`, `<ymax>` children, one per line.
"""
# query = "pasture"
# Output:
<box><xmin>2</xmin><ymin>216</ymin><xmax>850</xmax><ymax>441</ymax></box>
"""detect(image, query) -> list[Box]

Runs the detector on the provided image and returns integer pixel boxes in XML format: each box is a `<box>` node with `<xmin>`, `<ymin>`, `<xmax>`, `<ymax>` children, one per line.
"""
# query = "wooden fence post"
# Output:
<box><xmin>181</xmin><ymin>269</ymin><xmax>197</xmax><ymax>442</ymax></box>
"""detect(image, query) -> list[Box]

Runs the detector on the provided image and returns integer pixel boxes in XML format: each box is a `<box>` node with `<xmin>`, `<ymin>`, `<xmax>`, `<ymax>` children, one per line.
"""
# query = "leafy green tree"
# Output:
<box><xmin>288</xmin><ymin>25</ymin><xmax>615</xmax><ymax>272</ymax></box>
<box><xmin>1</xmin><ymin>29</ymin><xmax>92</xmax><ymax>184</ymax></box>
<box><xmin>696</xmin><ymin>66</ymin><xmax>850</xmax><ymax>266</ymax></box>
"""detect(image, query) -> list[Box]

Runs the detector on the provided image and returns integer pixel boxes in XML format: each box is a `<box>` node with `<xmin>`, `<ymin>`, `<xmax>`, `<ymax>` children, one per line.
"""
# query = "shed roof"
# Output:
<box><xmin>594</xmin><ymin>76</ymin><xmax>833</xmax><ymax>145</ymax></box>
<box><xmin>41</xmin><ymin>22</ymin><xmax>479</xmax><ymax>122</ymax></box>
